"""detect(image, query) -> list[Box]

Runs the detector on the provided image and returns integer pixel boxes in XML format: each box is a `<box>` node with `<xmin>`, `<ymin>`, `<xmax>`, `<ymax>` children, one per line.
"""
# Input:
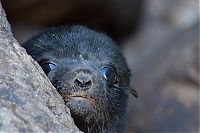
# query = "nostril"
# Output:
<box><xmin>74</xmin><ymin>78</ymin><xmax>92</xmax><ymax>87</ymax></box>
<box><xmin>85</xmin><ymin>80</ymin><xmax>92</xmax><ymax>86</ymax></box>
<box><xmin>75</xmin><ymin>79</ymin><xmax>83</xmax><ymax>87</ymax></box>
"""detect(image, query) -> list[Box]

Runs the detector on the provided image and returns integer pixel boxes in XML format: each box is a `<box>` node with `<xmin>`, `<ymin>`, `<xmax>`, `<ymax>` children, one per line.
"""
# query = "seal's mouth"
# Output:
<box><xmin>62</xmin><ymin>90</ymin><xmax>97</xmax><ymax>111</ymax></box>
<box><xmin>69</xmin><ymin>92</ymin><xmax>87</xmax><ymax>99</ymax></box>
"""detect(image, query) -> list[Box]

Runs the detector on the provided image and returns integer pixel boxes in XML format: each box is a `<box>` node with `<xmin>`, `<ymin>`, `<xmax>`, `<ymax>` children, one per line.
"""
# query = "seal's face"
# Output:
<box><xmin>46</xmin><ymin>60</ymin><xmax>124</xmax><ymax>131</ymax></box>
<box><xmin>22</xmin><ymin>26</ymin><xmax>131</xmax><ymax>132</ymax></box>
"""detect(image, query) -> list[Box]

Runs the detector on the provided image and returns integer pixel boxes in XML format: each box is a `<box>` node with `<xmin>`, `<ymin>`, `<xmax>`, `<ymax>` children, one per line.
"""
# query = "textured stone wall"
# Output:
<box><xmin>0</xmin><ymin>2</ymin><xmax>81</xmax><ymax>132</ymax></box>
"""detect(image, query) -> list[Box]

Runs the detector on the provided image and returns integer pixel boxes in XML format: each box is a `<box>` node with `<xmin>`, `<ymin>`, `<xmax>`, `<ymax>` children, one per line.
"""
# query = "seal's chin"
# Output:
<box><xmin>65</xmin><ymin>94</ymin><xmax>99</xmax><ymax>132</ymax></box>
<box><xmin>65</xmin><ymin>93</ymin><xmax>95</xmax><ymax>118</ymax></box>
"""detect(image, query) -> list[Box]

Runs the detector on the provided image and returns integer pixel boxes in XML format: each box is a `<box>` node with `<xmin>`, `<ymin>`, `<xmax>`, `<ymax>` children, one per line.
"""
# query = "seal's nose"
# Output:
<box><xmin>74</xmin><ymin>73</ymin><xmax>92</xmax><ymax>88</ymax></box>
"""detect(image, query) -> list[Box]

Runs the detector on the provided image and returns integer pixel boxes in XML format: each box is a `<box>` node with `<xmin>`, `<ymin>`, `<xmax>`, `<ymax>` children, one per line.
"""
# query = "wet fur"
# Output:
<box><xmin>22</xmin><ymin>26</ymin><xmax>131</xmax><ymax>133</ymax></box>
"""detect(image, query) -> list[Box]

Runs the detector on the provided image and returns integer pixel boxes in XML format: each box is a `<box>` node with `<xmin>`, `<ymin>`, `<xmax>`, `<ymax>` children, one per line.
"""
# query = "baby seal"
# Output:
<box><xmin>22</xmin><ymin>26</ymin><xmax>138</xmax><ymax>133</ymax></box>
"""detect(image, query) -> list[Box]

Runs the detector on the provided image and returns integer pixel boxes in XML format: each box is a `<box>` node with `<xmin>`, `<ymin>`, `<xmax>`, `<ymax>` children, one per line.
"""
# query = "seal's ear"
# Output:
<box><xmin>129</xmin><ymin>87</ymin><xmax>139</xmax><ymax>98</ymax></box>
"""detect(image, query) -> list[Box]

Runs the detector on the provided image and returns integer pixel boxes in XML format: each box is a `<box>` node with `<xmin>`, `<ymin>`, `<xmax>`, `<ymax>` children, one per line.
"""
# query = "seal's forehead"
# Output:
<box><xmin>22</xmin><ymin>26</ymin><xmax>130</xmax><ymax>77</ymax></box>
<box><xmin>24</xmin><ymin>26</ymin><xmax>126</xmax><ymax>66</ymax></box>
<box><xmin>37</xmin><ymin>26</ymin><xmax>121</xmax><ymax>59</ymax></box>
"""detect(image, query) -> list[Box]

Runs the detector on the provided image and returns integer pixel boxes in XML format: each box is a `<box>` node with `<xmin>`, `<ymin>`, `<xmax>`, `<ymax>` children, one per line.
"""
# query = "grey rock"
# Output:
<box><xmin>0</xmin><ymin>2</ymin><xmax>81</xmax><ymax>132</ymax></box>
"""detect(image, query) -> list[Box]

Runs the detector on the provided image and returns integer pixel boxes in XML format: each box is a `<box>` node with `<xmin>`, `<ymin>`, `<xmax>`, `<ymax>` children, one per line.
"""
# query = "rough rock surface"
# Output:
<box><xmin>0</xmin><ymin>2</ymin><xmax>81</xmax><ymax>132</ymax></box>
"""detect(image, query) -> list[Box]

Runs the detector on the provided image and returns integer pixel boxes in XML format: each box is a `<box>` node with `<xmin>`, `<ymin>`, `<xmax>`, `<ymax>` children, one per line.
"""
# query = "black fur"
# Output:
<box><xmin>22</xmin><ymin>26</ymin><xmax>133</xmax><ymax>133</ymax></box>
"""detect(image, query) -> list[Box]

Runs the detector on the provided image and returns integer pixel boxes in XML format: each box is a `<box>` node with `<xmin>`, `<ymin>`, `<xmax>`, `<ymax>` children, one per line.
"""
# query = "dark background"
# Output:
<box><xmin>2</xmin><ymin>0</ymin><xmax>199</xmax><ymax>132</ymax></box>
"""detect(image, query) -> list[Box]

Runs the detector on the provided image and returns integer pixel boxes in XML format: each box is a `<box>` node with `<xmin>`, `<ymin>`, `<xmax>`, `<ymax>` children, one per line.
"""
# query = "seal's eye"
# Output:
<box><xmin>100</xmin><ymin>66</ymin><xmax>117</xmax><ymax>85</ymax></box>
<box><xmin>40</xmin><ymin>63</ymin><xmax>56</xmax><ymax>75</ymax></box>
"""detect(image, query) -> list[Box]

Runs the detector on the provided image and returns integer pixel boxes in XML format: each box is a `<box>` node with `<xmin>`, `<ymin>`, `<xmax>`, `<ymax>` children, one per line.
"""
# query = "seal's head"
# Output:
<box><xmin>22</xmin><ymin>26</ymin><xmax>137</xmax><ymax>132</ymax></box>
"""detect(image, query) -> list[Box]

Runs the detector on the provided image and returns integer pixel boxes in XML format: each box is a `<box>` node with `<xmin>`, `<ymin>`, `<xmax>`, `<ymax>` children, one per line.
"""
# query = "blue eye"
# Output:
<box><xmin>100</xmin><ymin>66</ymin><xmax>117</xmax><ymax>85</ymax></box>
<box><xmin>40</xmin><ymin>62</ymin><xmax>56</xmax><ymax>75</ymax></box>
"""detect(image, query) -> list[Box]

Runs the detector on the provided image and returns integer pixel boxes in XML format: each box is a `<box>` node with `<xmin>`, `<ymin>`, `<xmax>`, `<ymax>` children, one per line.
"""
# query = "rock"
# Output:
<box><xmin>125</xmin><ymin>21</ymin><xmax>199</xmax><ymax>132</ymax></box>
<box><xmin>0</xmin><ymin>2</ymin><xmax>81</xmax><ymax>132</ymax></box>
